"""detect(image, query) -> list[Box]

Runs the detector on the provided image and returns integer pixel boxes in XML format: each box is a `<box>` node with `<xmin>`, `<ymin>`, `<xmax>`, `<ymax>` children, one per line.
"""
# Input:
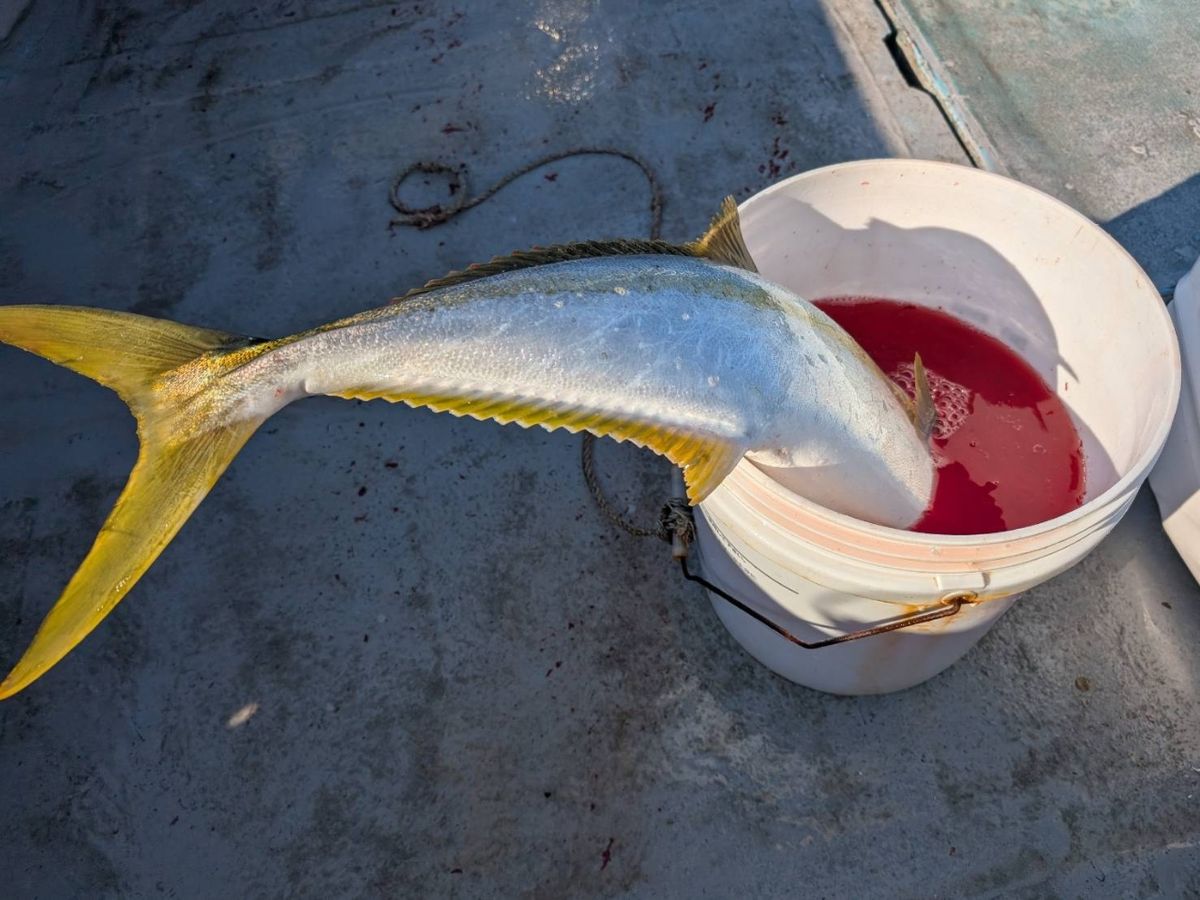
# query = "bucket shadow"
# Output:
<box><xmin>1104</xmin><ymin>172</ymin><xmax>1200</xmax><ymax>299</ymax></box>
<box><xmin>754</xmin><ymin>196</ymin><xmax>1072</xmax><ymax>377</ymax></box>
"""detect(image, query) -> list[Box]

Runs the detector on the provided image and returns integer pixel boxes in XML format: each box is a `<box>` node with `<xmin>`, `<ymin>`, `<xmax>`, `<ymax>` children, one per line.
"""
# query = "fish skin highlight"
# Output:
<box><xmin>0</xmin><ymin>198</ymin><xmax>934</xmax><ymax>699</ymax></box>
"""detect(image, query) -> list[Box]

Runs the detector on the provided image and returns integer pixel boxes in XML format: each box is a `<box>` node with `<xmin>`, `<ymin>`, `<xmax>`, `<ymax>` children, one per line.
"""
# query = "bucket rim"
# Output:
<box><xmin>733</xmin><ymin>158</ymin><xmax>1182</xmax><ymax>548</ymax></box>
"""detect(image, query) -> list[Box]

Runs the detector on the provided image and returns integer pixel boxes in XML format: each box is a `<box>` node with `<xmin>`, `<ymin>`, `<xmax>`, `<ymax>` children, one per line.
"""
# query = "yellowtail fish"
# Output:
<box><xmin>0</xmin><ymin>198</ymin><xmax>934</xmax><ymax>698</ymax></box>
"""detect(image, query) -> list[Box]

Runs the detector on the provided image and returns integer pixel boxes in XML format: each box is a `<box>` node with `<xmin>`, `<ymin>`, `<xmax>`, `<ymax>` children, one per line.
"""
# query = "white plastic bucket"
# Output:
<box><xmin>694</xmin><ymin>159</ymin><xmax>1181</xmax><ymax>695</ymax></box>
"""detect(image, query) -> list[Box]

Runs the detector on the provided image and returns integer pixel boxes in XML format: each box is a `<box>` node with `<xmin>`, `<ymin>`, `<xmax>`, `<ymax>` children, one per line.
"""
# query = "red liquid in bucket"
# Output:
<box><xmin>813</xmin><ymin>298</ymin><xmax>1086</xmax><ymax>535</ymax></box>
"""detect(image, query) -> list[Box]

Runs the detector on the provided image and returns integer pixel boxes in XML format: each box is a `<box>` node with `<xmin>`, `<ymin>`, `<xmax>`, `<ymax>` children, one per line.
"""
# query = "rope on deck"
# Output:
<box><xmin>389</xmin><ymin>147</ymin><xmax>679</xmax><ymax>541</ymax></box>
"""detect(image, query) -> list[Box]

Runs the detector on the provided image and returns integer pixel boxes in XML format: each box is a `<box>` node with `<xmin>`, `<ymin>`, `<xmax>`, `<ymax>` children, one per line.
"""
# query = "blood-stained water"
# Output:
<box><xmin>814</xmin><ymin>297</ymin><xmax>1086</xmax><ymax>535</ymax></box>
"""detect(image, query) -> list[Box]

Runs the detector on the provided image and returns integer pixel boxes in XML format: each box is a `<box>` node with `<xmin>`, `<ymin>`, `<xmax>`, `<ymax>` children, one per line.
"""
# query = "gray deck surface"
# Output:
<box><xmin>884</xmin><ymin>0</ymin><xmax>1200</xmax><ymax>296</ymax></box>
<box><xmin>1</xmin><ymin>1</ymin><xmax>1198</xmax><ymax>897</ymax></box>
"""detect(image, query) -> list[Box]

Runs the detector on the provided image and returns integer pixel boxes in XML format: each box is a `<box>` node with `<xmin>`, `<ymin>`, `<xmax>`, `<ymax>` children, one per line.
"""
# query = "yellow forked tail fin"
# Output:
<box><xmin>0</xmin><ymin>305</ymin><xmax>267</xmax><ymax>699</ymax></box>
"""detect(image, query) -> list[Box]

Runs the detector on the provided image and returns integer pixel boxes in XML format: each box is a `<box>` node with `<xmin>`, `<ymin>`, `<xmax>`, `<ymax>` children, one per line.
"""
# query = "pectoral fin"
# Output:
<box><xmin>888</xmin><ymin>353</ymin><xmax>939</xmax><ymax>443</ymax></box>
<box><xmin>912</xmin><ymin>353</ymin><xmax>938</xmax><ymax>441</ymax></box>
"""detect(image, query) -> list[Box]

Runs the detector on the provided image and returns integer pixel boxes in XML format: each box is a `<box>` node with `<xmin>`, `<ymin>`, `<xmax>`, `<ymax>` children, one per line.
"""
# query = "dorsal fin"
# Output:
<box><xmin>392</xmin><ymin>239</ymin><xmax>689</xmax><ymax>303</ymax></box>
<box><xmin>391</xmin><ymin>196</ymin><xmax>758</xmax><ymax>304</ymax></box>
<box><xmin>685</xmin><ymin>196</ymin><xmax>758</xmax><ymax>272</ymax></box>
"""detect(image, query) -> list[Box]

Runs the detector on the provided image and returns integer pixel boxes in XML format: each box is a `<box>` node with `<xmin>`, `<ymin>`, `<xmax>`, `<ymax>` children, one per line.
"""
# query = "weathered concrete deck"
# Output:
<box><xmin>1</xmin><ymin>1</ymin><xmax>1197</xmax><ymax>896</ymax></box>
<box><xmin>886</xmin><ymin>0</ymin><xmax>1200</xmax><ymax>297</ymax></box>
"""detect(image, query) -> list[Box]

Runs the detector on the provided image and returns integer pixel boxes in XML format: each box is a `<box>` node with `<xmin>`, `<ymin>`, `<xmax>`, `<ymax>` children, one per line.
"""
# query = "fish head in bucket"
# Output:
<box><xmin>732</xmin><ymin>162</ymin><xmax>1180</xmax><ymax>507</ymax></box>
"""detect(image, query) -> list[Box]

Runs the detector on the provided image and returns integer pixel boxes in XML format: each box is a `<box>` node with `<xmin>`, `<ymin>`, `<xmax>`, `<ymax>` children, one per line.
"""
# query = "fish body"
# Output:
<box><xmin>225</xmin><ymin>255</ymin><xmax>932</xmax><ymax>518</ymax></box>
<box><xmin>0</xmin><ymin>199</ymin><xmax>933</xmax><ymax>698</ymax></box>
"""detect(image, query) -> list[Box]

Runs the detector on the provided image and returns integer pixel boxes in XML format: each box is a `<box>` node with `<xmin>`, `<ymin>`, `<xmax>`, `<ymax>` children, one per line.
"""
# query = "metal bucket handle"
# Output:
<box><xmin>666</xmin><ymin>500</ymin><xmax>977</xmax><ymax>650</ymax></box>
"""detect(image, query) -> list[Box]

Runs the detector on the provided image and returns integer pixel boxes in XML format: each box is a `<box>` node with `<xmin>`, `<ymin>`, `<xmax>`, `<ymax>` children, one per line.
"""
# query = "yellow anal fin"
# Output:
<box><xmin>333</xmin><ymin>386</ymin><xmax>744</xmax><ymax>503</ymax></box>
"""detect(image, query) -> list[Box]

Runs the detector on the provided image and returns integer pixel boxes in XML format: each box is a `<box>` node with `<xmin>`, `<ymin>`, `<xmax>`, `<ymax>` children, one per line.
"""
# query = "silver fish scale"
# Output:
<box><xmin>285</xmin><ymin>258</ymin><xmax>792</xmax><ymax>438</ymax></box>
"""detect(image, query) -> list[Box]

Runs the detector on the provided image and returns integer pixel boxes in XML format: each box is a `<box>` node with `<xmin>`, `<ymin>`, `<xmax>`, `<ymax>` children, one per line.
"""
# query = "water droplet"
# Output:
<box><xmin>553</xmin><ymin>299</ymin><xmax>565</xmax><ymax>309</ymax></box>
<box><xmin>681</xmin><ymin>312</ymin><xmax>691</xmax><ymax>321</ymax></box>
<box><xmin>613</xmin><ymin>286</ymin><xmax>629</xmax><ymax>296</ymax></box>
<box><xmin>1032</xmin><ymin>443</ymin><xmax>1046</xmax><ymax>454</ymax></box>
<box><xmin>707</xmin><ymin>375</ymin><xmax>720</xmax><ymax>387</ymax></box>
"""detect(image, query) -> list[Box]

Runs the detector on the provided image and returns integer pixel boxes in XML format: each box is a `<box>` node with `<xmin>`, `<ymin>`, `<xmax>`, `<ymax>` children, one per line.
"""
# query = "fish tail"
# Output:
<box><xmin>0</xmin><ymin>305</ymin><xmax>270</xmax><ymax>699</ymax></box>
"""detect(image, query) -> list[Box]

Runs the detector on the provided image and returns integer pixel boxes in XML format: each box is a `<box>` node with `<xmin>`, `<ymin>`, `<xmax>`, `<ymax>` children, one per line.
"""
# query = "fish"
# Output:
<box><xmin>0</xmin><ymin>198</ymin><xmax>934</xmax><ymax>699</ymax></box>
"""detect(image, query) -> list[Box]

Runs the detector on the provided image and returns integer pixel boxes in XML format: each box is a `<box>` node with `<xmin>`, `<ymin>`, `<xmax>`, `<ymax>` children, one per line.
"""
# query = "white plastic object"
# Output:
<box><xmin>693</xmin><ymin>159</ymin><xmax>1181</xmax><ymax>695</ymax></box>
<box><xmin>1149</xmin><ymin>255</ymin><xmax>1200</xmax><ymax>583</ymax></box>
